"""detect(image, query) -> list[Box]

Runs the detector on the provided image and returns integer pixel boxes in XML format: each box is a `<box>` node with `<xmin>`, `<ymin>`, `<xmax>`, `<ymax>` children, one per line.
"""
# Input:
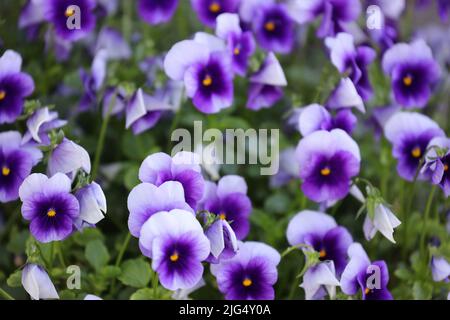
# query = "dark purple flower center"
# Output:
<box><xmin>162</xmin><ymin>238</ymin><xmax>194</xmax><ymax>272</ymax></box>
<box><xmin>197</xmin><ymin>61</ymin><xmax>227</xmax><ymax>96</ymax></box>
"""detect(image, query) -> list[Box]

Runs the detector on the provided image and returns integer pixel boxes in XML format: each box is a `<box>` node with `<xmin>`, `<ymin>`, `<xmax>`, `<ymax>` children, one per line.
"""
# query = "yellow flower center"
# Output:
<box><xmin>444</xmin><ymin>164</ymin><xmax>449</xmax><ymax>172</ymax></box>
<box><xmin>209</xmin><ymin>2</ymin><xmax>221</xmax><ymax>13</ymax></box>
<box><xmin>364</xmin><ymin>287</ymin><xmax>371</xmax><ymax>295</ymax></box>
<box><xmin>170</xmin><ymin>252</ymin><xmax>179</xmax><ymax>262</ymax></box>
<box><xmin>411</xmin><ymin>147</ymin><xmax>421</xmax><ymax>158</ymax></box>
<box><xmin>320</xmin><ymin>167</ymin><xmax>331</xmax><ymax>176</ymax></box>
<box><xmin>47</xmin><ymin>208</ymin><xmax>57</xmax><ymax>218</ymax></box>
<box><xmin>0</xmin><ymin>90</ymin><xmax>6</xmax><ymax>100</ymax></box>
<box><xmin>319</xmin><ymin>249</ymin><xmax>326</xmax><ymax>258</ymax></box>
<box><xmin>233</xmin><ymin>47</ymin><xmax>240</xmax><ymax>55</ymax></box>
<box><xmin>264</xmin><ymin>21</ymin><xmax>275</xmax><ymax>31</ymax></box>
<box><xmin>403</xmin><ymin>75</ymin><xmax>412</xmax><ymax>86</ymax></box>
<box><xmin>202</xmin><ymin>75</ymin><xmax>212</xmax><ymax>87</ymax></box>
<box><xmin>65</xmin><ymin>7</ymin><xmax>75</xmax><ymax>17</ymax></box>
<box><xmin>242</xmin><ymin>278</ymin><xmax>252</xmax><ymax>287</ymax></box>
<box><xmin>2</xmin><ymin>166</ymin><xmax>10</xmax><ymax>176</ymax></box>
<box><xmin>219</xmin><ymin>212</ymin><xmax>226</xmax><ymax>220</ymax></box>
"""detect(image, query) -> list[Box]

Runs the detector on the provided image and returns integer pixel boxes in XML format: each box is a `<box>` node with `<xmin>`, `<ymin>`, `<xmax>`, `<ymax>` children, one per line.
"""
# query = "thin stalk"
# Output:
<box><xmin>0</xmin><ymin>287</ymin><xmax>14</xmax><ymax>300</ymax></box>
<box><xmin>152</xmin><ymin>271</ymin><xmax>159</xmax><ymax>299</ymax></box>
<box><xmin>420</xmin><ymin>186</ymin><xmax>437</xmax><ymax>258</ymax></box>
<box><xmin>110</xmin><ymin>233</ymin><xmax>132</xmax><ymax>294</ymax></box>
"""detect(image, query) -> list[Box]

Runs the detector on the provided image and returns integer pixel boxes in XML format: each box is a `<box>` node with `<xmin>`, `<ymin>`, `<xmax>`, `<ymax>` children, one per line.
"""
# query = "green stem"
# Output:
<box><xmin>0</xmin><ymin>206</ymin><xmax>21</xmax><ymax>243</ymax></box>
<box><xmin>288</xmin><ymin>257</ymin><xmax>310</xmax><ymax>300</ymax></box>
<box><xmin>420</xmin><ymin>186</ymin><xmax>437</xmax><ymax>258</ymax></box>
<box><xmin>166</xmin><ymin>108</ymin><xmax>183</xmax><ymax>153</ymax></box>
<box><xmin>115</xmin><ymin>233</ymin><xmax>132</xmax><ymax>267</ymax></box>
<box><xmin>151</xmin><ymin>271</ymin><xmax>159</xmax><ymax>299</ymax></box>
<box><xmin>0</xmin><ymin>287</ymin><xmax>14</xmax><ymax>300</ymax></box>
<box><xmin>91</xmin><ymin>92</ymin><xmax>117</xmax><ymax>181</ymax></box>
<box><xmin>56</xmin><ymin>242</ymin><xmax>67</xmax><ymax>268</ymax></box>
<box><xmin>281</xmin><ymin>244</ymin><xmax>312</xmax><ymax>259</ymax></box>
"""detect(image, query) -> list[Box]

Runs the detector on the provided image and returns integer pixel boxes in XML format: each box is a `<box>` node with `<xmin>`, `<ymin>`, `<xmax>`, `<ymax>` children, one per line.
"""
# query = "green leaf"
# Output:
<box><xmin>85</xmin><ymin>240</ymin><xmax>110</xmax><ymax>272</ymax></box>
<box><xmin>129</xmin><ymin>288</ymin><xmax>155</xmax><ymax>300</ymax></box>
<box><xmin>73</xmin><ymin>228</ymin><xmax>104</xmax><ymax>246</ymax></box>
<box><xmin>7</xmin><ymin>270</ymin><xmax>22</xmax><ymax>288</ymax></box>
<box><xmin>118</xmin><ymin>258</ymin><xmax>152</xmax><ymax>288</ymax></box>
<box><xmin>7</xmin><ymin>230</ymin><xmax>29</xmax><ymax>255</ymax></box>
<box><xmin>394</xmin><ymin>268</ymin><xmax>413</xmax><ymax>281</ymax></box>
<box><xmin>412</xmin><ymin>281</ymin><xmax>433</xmax><ymax>300</ymax></box>
<box><xmin>124</xmin><ymin>165</ymin><xmax>140</xmax><ymax>191</ymax></box>
<box><xmin>100</xmin><ymin>266</ymin><xmax>122</xmax><ymax>280</ymax></box>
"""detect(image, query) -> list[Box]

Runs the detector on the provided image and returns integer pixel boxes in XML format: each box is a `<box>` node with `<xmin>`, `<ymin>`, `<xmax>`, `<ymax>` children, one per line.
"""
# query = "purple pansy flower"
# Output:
<box><xmin>22</xmin><ymin>264</ymin><xmax>59</xmax><ymax>300</ymax></box>
<box><xmin>0</xmin><ymin>131</ymin><xmax>42</xmax><ymax>203</ymax></box>
<box><xmin>139</xmin><ymin>210</ymin><xmax>210</xmax><ymax>290</ymax></box>
<box><xmin>204</xmin><ymin>218</ymin><xmax>238</xmax><ymax>263</ymax></box>
<box><xmin>0</xmin><ymin>50</ymin><xmax>34</xmax><ymax>124</ymax></box>
<box><xmin>295</xmin><ymin>129</ymin><xmax>361</xmax><ymax>203</ymax></box>
<box><xmin>127</xmin><ymin>181</ymin><xmax>193</xmax><ymax>238</ymax></box>
<box><xmin>384</xmin><ymin>112</ymin><xmax>445</xmax><ymax>181</ymax></box>
<box><xmin>190</xmin><ymin>0</ymin><xmax>240</xmax><ymax>27</ymax></box>
<box><xmin>19</xmin><ymin>173</ymin><xmax>80</xmax><ymax>243</ymax></box>
<box><xmin>297</xmin><ymin>104</ymin><xmax>357</xmax><ymax>136</ymax></box>
<box><xmin>270</xmin><ymin>147</ymin><xmax>299</xmax><ymax>187</ymax></box>
<box><xmin>247</xmin><ymin>52</ymin><xmax>287</xmax><ymax>110</ymax></box>
<box><xmin>22</xmin><ymin>107</ymin><xmax>67</xmax><ymax>146</ymax></box>
<box><xmin>139</xmin><ymin>152</ymin><xmax>205</xmax><ymax>209</ymax></box>
<box><xmin>422</xmin><ymin>137</ymin><xmax>450</xmax><ymax>197</ymax></box>
<box><xmin>288</xmin><ymin>0</ymin><xmax>362</xmax><ymax>38</ymax></box>
<box><xmin>74</xmin><ymin>182</ymin><xmax>106</xmax><ymax>229</ymax></box>
<box><xmin>43</xmin><ymin>0</ymin><xmax>96</xmax><ymax>41</ymax></box>
<box><xmin>430</xmin><ymin>256</ymin><xmax>450</xmax><ymax>282</ymax></box>
<box><xmin>325</xmin><ymin>32</ymin><xmax>376</xmax><ymax>101</ymax></box>
<box><xmin>48</xmin><ymin>138</ymin><xmax>91</xmax><ymax>179</ymax></box>
<box><xmin>287</xmin><ymin>210</ymin><xmax>353</xmax><ymax>299</ymax></box>
<box><xmin>215</xmin><ymin>13</ymin><xmax>255</xmax><ymax>76</ymax></box>
<box><xmin>198</xmin><ymin>175</ymin><xmax>252</xmax><ymax>240</ymax></box>
<box><xmin>252</xmin><ymin>2</ymin><xmax>295</xmax><ymax>54</ymax></box>
<box><xmin>382</xmin><ymin>39</ymin><xmax>441</xmax><ymax>108</ymax></box>
<box><xmin>211</xmin><ymin>241</ymin><xmax>281</xmax><ymax>300</ymax></box>
<box><xmin>341</xmin><ymin>243</ymin><xmax>393</xmax><ymax>300</ymax></box>
<box><xmin>164</xmin><ymin>39</ymin><xmax>234</xmax><ymax>114</ymax></box>
<box><xmin>326</xmin><ymin>77</ymin><xmax>365</xmax><ymax>113</ymax></box>
<box><xmin>138</xmin><ymin>0</ymin><xmax>179</xmax><ymax>25</ymax></box>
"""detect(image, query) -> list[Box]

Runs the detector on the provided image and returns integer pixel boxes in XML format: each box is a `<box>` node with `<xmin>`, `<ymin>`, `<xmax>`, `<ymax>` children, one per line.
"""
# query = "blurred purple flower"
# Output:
<box><xmin>384</xmin><ymin>112</ymin><xmax>445</xmax><ymax>181</ymax></box>
<box><xmin>270</xmin><ymin>147</ymin><xmax>299</xmax><ymax>187</ymax></box>
<box><xmin>0</xmin><ymin>131</ymin><xmax>42</xmax><ymax>203</ymax></box>
<box><xmin>288</xmin><ymin>0</ymin><xmax>361</xmax><ymax>38</ymax></box>
<box><xmin>422</xmin><ymin>136</ymin><xmax>450</xmax><ymax>196</ymax></box>
<box><xmin>139</xmin><ymin>210</ymin><xmax>210</xmax><ymax>290</ymax></box>
<box><xmin>0</xmin><ymin>50</ymin><xmax>34</xmax><ymax>124</ymax></box>
<box><xmin>382</xmin><ymin>40</ymin><xmax>441</xmax><ymax>108</ymax></box>
<box><xmin>19</xmin><ymin>173</ymin><xmax>80</xmax><ymax>243</ymax></box>
<box><xmin>138</xmin><ymin>0</ymin><xmax>179</xmax><ymax>25</ymax></box>
<box><xmin>341</xmin><ymin>243</ymin><xmax>393</xmax><ymax>300</ymax></box>
<box><xmin>247</xmin><ymin>52</ymin><xmax>287</xmax><ymax>110</ymax></box>
<box><xmin>430</xmin><ymin>256</ymin><xmax>450</xmax><ymax>282</ymax></box>
<box><xmin>190</xmin><ymin>0</ymin><xmax>240</xmax><ymax>27</ymax></box>
<box><xmin>325</xmin><ymin>32</ymin><xmax>376</xmax><ymax>101</ymax></box>
<box><xmin>211</xmin><ymin>241</ymin><xmax>281</xmax><ymax>300</ymax></box>
<box><xmin>22</xmin><ymin>107</ymin><xmax>67</xmax><ymax>146</ymax></box>
<box><xmin>48</xmin><ymin>138</ymin><xmax>91</xmax><ymax>179</ymax></box>
<box><xmin>296</xmin><ymin>129</ymin><xmax>361</xmax><ymax>203</ymax></box>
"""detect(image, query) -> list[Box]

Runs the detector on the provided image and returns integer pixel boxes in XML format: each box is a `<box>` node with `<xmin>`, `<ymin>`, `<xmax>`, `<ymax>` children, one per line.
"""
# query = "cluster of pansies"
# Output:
<box><xmin>0</xmin><ymin>0</ymin><xmax>449</xmax><ymax>302</ymax></box>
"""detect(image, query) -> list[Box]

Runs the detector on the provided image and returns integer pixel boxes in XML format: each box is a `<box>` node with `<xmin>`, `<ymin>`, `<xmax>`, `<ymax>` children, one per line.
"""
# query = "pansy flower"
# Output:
<box><xmin>287</xmin><ymin>210</ymin><xmax>353</xmax><ymax>299</ymax></box>
<box><xmin>295</xmin><ymin>129</ymin><xmax>361</xmax><ymax>203</ymax></box>
<box><xmin>430</xmin><ymin>256</ymin><xmax>450</xmax><ymax>282</ymax></box>
<box><xmin>382</xmin><ymin>39</ymin><xmax>440</xmax><ymax>108</ymax></box>
<box><xmin>190</xmin><ymin>0</ymin><xmax>240</xmax><ymax>27</ymax></box>
<box><xmin>422</xmin><ymin>137</ymin><xmax>450</xmax><ymax>197</ymax></box>
<box><xmin>43</xmin><ymin>0</ymin><xmax>96</xmax><ymax>41</ymax></box>
<box><xmin>139</xmin><ymin>210</ymin><xmax>210</xmax><ymax>290</ymax></box>
<box><xmin>215</xmin><ymin>13</ymin><xmax>255</xmax><ymax>76</ymax></box>
<box><xmin>22</xmin><ymin>264</ymin><xmax>59</xmax><ymax>300</ymax></box>
<box><xmin>138</xmin><ymin>0</ymin><xmax>179</xmax><ymax>25</ymax></box>
<box><xmin>211</xmin><ymin>241</ymin><xmax>281</xmax><ymax>300</ymax></box>
<box><xmin>297</xmin><ymin>104</ymin><xmax>357</xmax><ymax>137</ymax></box>
<box><xmin>341</xmin><ymin>243</ymin><xmax>393</xmax><ymax>300</ymax></box>
<box><xmin>288</xmin><ymin>0</ymin><xmax>361</xmax><ymax>38</ymax></box>
<box><xmin>19</xmin><ymin>173</ymin><xmax>80</xmax><ymax>243</ymax></box>
<box><xmin>0</xmin><ymin>50</ymin><xmax>34</xmax><ymax>124</ymax></box>
<box><xmin>204</xmin><ymin>218</ymin><xmax>238</xmax><ymax>263</ymax></box>
<box><xmin>198</xmin><ymin>175</ymin><xmax>252</xmax><ymax>240</ymax></box>
<box><xmin>127</xmin><ymin>181</ymin><xmax>193</xmax><ymax>238</ymax></box>
<box><xmin>252</xmin><ymin>2</ymin><xmax>294</xmax><ymax>54</ymax></box>
<box><xmin>74</xmin><ymin>182</ymin><xmax>107</xmax><ymax>229</ymax></box>
<box><xmin>384</xmin><ymin>112</ymin><xmax>445</xmax><ymax>181</ymax></box>
<box><xmin>164</xmin><ymin>39</ymin><xmax>234</xmax><ymax>114</ymax></box>
<box><xmin>138</xmin><ymin>151</ymin><xmax>205</xmax><ymax>209</ymax></box>
<box><xmin>326</xmin><ymin>78</ymin><xmax>365</xmax><ymax>114</ymax></box>
<box><xmin>325</xmin><ymin>32</ymin><xmax>376</xmax><ymax>101</ymax></box>
<box><xmin>22</xmin><ymin>107</ymin><xmax>67</xmax><ymax>146</ymax></box>
<box><xmin>48</xmin><ymin>138</ymin><xmax>91</xmax><ymax>179</ymax></box>
<box><xmin>0</xmin><ymin>131</ymin><xmax>42</xmax><ymax>203</ymax></box>
<box><xmin>247</xmin><ymin>52</ymin><xmax>287</xmax><ymax>110</ymax></box>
